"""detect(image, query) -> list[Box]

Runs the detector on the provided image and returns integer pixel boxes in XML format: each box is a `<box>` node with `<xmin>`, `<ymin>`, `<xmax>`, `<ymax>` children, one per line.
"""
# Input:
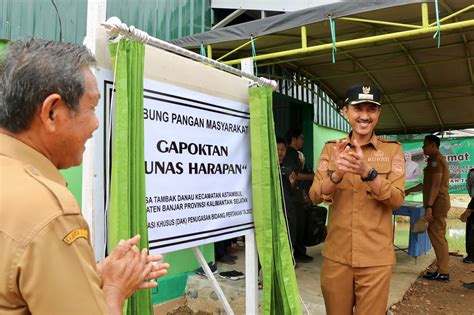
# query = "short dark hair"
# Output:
<box><xmin>0</xmin><ymin>38</ymin><xmax>97</xmax><ymax>133</ymax></box>
<box><xmin>425</xmin><ymin>135</ymin><xmax>440</xmax><ymax>148</ymax></box>
<box><xmin>276</xmin><ymin>136</ymin><xmax>286</xmax><ymax>145</ymax></box>
<box><xmin>285</xmin><ymin>129</ymin><xmax>303</xmax><ymax>145</ymax></box>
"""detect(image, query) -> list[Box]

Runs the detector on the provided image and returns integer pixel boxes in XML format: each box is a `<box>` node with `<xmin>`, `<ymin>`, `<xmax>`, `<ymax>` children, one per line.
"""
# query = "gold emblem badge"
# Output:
<box><xmin>317</xmin><ymin>154</ymin><xmax>330</xmax><ymax>172</ymax></box>
<box><xmin>63</xmin><ymin>229</ymin><xmax>88</xmax><ymax>245</ymax></box>
<box><xmin>391</xmin><ymin>155</ymin><xmax>405</xmax><ymax>175</ymax></box>
<box><xmin>362</xmin><ymin>86</ymin><xmax>371</xmax><ymax>94</ymax></box>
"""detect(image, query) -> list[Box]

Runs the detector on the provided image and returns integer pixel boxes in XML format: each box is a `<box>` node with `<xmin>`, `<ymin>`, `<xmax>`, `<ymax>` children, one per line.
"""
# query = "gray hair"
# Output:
<box><xmin>0</xmin><ymin>38</ymin><xmax>97</xmax><ymax>132</ymax></box>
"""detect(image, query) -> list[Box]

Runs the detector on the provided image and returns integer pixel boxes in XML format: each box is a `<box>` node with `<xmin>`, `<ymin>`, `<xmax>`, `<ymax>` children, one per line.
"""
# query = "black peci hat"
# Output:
<box><xmin>345</xmin><ymin>84</ymin><xmax>382</xmax><ymax>106</ymax></box>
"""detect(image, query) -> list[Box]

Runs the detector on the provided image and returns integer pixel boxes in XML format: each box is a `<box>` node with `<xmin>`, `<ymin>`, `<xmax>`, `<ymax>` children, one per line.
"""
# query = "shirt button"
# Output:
<box><xmin>30</xmin><ymin>168</ymin><xmax>39</xmax><ymax>175</ymax></box>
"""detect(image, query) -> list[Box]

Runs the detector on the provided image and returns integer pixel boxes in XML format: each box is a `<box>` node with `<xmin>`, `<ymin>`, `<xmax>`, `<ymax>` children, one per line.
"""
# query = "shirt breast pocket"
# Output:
<box><xmin>364</xmin><ymin>164</ymin><xmax>392</xmax><ymax>199</ymax></box>
<box><xmin>374</xmin><ymin>163</ymin><xmax>391</xmax><ymax>180</ymax></box>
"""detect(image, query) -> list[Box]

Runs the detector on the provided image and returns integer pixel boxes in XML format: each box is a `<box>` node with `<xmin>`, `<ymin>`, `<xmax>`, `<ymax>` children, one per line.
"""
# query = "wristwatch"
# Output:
<box><xmin>424</xmin><ymin>205</ymin><xmax>433</xmax><ymax>209</ymax></box>
<box><xmin>361</xmin><ymin>168</ymin><xmax>378</xmax><ymax>182</ymax></box>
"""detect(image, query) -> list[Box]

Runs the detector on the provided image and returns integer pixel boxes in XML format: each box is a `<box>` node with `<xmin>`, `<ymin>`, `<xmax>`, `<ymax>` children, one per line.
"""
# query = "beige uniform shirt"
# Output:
<box><xmin>0</xmin><ymin>134</ymin><xmax>108</xmax><ymax>314</ymax></box>
<box><xmin>423</xmin><ymin>153</ymin><xmax>451</xmax><ymax>215</ymax></box>
<box><xmin>309</xmin><ymin>134</ymin><xmax>406</xmax><ymax>267</ymax></box>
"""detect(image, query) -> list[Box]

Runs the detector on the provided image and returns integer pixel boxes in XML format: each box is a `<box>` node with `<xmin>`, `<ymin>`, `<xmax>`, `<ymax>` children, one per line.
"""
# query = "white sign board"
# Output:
<box><xmin>98</xmin><ymin>68</ymin><xmax>254</xmax><ymax>254</ymax></box>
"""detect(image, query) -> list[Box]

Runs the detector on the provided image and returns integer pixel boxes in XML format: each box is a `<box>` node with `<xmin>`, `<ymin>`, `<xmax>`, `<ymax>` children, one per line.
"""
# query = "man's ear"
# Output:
<box><xmin>342</xmin><ymin>105</ymin><xmax>349</xmax><ymax>119</ymax></box>
<box><xmin>39</xmin><ymin>94</ymin><xmax>68</xmax><ymax>132</ymax></box>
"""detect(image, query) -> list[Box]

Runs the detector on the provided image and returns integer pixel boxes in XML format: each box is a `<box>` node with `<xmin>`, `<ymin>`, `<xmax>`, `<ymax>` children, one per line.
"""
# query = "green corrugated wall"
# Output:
<box><xmin>106</xmin><ymin>0</ymin><xmax>211</xmax><ymax>40</ymax></box>
<box><xmin>0</xmin><ymin>0</ymin><xmax>211</xmax><ymax>43</ymax></box>
<box><xmin>0</xmin><ymin>0</ymin><xmax>88</xmax><ymax>43</ymax></box>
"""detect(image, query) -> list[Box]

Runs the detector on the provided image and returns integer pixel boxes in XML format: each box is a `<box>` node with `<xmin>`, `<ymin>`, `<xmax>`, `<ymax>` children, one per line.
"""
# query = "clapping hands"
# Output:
<box><xmin>334</xmin><ymin>139</ymin><xmax>370</xmax><ymax>177</ymax></box>
<box><xmin>98</xmin><ymin>235</ymin><xmax>170</xmax><ymax>301</ymax></box>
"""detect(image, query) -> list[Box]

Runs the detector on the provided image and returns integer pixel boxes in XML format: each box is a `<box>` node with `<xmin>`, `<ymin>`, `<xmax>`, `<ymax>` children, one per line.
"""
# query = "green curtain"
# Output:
<box><xmin>108</xmin><ymin>39</ymin><xmax>152</xmax><ymax>315</ymax></box>
<box><xmin>249</xmin><ymin>87</ymin><xmax>302</xmax><ymax>315</ymax></box>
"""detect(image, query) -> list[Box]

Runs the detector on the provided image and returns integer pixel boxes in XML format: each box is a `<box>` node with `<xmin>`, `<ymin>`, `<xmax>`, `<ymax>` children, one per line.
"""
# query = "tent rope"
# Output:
<box><xmin>433</xmin><ymin>0</ymin><xmax>441</xmax><ymax>48</ymax></box>
<box><xmin>200</xmin><ymin>42</ymin><xmax>207</xmax><ymax>57</ymax></box>
<box><xmin>250</xmin><ymin>35</ymin><xmax>258</xmax><ymax>76</ymax></box>
<box><xmin>329</xmin><ymin>15</ymin><xmax>337</xmax><ymax>63</ymax></box>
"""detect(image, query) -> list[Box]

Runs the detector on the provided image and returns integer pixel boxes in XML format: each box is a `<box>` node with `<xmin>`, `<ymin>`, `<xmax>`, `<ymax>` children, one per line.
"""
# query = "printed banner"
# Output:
<box><xmin>98</xmin><ymin>68</ymin><xmax>254</xmax><ymax>254</ymax></box>
<box><xmin>142</xmin><ymin>79</ymin><xmax>254</xmax><ymax>254</ymax></box>
<box><xmin>402</xmin><ymin>138</ymin><xmax>474</xmax><ymax>193</ymax></box>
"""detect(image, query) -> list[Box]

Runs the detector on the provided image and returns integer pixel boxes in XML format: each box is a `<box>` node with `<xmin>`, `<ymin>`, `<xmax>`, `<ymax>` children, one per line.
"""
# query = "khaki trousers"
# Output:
<box><xmin>427</xmin><ymin>214</ymin><xmax>449</xmax><ymax>274</ymax></box>
<box><xmin>321</xmin><ymin>258</ymin><xmax>392</xmax><ymax>315</ymax></box>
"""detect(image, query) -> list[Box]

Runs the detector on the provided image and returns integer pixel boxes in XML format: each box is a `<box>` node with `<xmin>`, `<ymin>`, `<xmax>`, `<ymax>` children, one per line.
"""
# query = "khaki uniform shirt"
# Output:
<box><xmin>309</xmin><ymin>134</ymin><xmax>405</xmax><ymax>267</ymax></box>
<box><xmin>423</xmin><ymin>153</ymin><xmax>451</xmax><ymax>215</ymax></box>
<box><xmin>0</xmin><ymin>134</ymin><xmax>108</xmax><ymax>314</ymax></box>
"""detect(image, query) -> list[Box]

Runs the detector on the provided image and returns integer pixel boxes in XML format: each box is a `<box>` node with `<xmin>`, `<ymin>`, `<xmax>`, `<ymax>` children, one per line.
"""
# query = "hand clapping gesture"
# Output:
<box><xmin>335</xmin><ymin>139</ymin><xmax>370</xmax><ymax>177</ymax></box>
<box><xmin>97</xmin><ymin>234</ymin><xmax>170</xmax><ymax>314</ymax></box>
<box><xmin>331</xmin><ymin>139</ymin><xmax>349</xmax><ymax>180</ymax></box>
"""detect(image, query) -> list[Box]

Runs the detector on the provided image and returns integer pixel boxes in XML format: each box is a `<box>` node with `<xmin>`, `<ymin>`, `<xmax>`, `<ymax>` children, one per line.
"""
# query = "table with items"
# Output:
<box><xmin>393</xmin><ymin>201</ymin><xmax>432</xmax><ymax>260</ymax></box>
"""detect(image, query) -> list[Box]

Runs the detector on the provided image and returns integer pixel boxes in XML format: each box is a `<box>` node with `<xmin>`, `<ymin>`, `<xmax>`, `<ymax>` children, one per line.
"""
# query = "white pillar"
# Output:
<box><xmin>83</xmin><ymin>0</ymin><xmax>107</xmax><ymax>260</ymax></box>
<box><xmin>241</xmin><ymin>58</ymin><xmax>259</xmax><ymax>315</ymax></box>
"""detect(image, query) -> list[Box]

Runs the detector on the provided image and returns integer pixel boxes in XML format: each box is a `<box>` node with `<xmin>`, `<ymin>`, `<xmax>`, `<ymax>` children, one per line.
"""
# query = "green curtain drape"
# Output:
<box><xmin>108</xmin><ymin>39</ymin><xmax>152</xmax><ymax>315</ymax></box>
<box><xmin>249</xmin><ymin>87</ymin><xmax>302</xmax><ymax>315</ymax></box>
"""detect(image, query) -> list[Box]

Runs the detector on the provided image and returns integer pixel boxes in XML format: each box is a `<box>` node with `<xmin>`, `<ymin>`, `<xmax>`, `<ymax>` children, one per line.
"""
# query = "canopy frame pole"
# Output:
<box><xmin>428</xmin><ymin>4</ymin><xmax>474</xmax><ymax>27</ymax></box>
<box><xmin>421</xmin><ymin>3</ymin><xmax>430</xmax><ymax>28</ymax></box>
<box><xmin>216</xmin><ymin>38</ymin><xmax>259</xmax><ymax>62</ymax></box>
<box><xmin>440</xmin><ymin>1</ymin><xmax>474</xmax><ymax>85</ymax></box>
<box><xmin>310</xmin><ymin>56</ymin><xmax>474</xmax><ymax>80</ymax></box>
<box><xmin>301</xmin><ymin>26</ymin><xmax>307</xmax><ymax>49</ymax></box>
<box><xmin>223</xmin><ymin>19</ymin><xmax>474</xmax><ymax>65</ymax></box>
<box><xmin>339</xmin><ymin>17</ymin><xmax>421</xmax><ymax>29</ymax></box>
<box><xmin>207</xmin><ymin>44</ymin><xmax>213</xmax><ymax>59</ymax></box>
<box><xmin>258</xmin><ymin>40</ymin><xmax>472</xmax><ymax>68</ymax></box>
<box><xmin>101</xmin><ymin>18</ymin><xmax>278</xmax><ymax>91</ymax></box>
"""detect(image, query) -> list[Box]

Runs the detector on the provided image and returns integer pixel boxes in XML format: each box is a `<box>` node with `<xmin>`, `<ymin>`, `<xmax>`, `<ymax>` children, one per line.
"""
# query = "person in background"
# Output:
<box><xmin>215</xmin><ymin>240</ymin><xmax>237</xmax><ymax>265</ymax></box>
<box><xmin>460</xmin><ymin>168</ymin><xmax>474</xmax><ymax>264</ymax></box>
<box><xmin>0</xmin><ymin>38</ymin><xmax>169</xmax><ymax>315</ymax></box>
<box><xmin>309</xmin><ymin>84</ymin><xmax>405</xmax><ymax>315</ymax></box>
<box><xmin>277</xmin><ymin>136</ymin><xmax>297</xmax><ymax>263</ymax></box>
<box><xmin>406</xmin><ymin>135</ymin><xmax>451</xmax><ymax>282</ymax></box>
<box><xmin>284</xmin><ymin>129</ymin><xmax>314</xmax><ymax>262</ymax></box>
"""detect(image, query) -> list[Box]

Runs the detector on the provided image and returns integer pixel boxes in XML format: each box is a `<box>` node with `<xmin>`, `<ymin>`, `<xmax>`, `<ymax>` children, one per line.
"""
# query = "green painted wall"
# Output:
<box><xmin>60</xmin><ymin>167</ymin><xmax>83</xmax><ymax>208</ymax></box>
<box><xmin>302</xmin><ymin>104</ymin><xmax>314</xmax><ymax>169</ymax></box>
<box><xmin>0</xmin><ymin>39</ymin><xmax>7</xmax><ymax>63</ymax></box>
<box><xmin>153</xmin><ymin>245</ymin><xmax>214</xmax><ymax>304</ymax></box>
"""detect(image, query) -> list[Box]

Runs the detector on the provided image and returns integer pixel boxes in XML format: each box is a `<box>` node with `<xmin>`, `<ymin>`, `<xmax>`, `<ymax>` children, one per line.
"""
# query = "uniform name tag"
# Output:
<box><xmin>63</xmin><ymin>229</ymin><xmax>88</xmax><ymax>245</ymax></box>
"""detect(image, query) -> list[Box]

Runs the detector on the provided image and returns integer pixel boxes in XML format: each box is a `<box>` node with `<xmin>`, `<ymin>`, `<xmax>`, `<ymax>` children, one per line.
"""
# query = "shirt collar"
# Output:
<box><xmin>0</xmin><ymin>133</ymin><xmax>67</xmax><ymax>186</ymax></box>
<box><xmin>346</xmin><ymin>132</ymin><xmax>380</xmax><ymax>151</ymax></box>
<box><xmin>427</xmin><ymin>152</ymin><xmax>439</xmax><ymax>161</ymax></box>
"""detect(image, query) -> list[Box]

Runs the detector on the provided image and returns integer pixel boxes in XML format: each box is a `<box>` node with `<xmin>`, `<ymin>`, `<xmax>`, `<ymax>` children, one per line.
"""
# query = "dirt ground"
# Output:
<box><xmin>391</xmin><ymin>256</ymin><xmax>474</xmax><ymax>315</ymax></box>
<box><xmin>167</xmin><ymin>305</ymin><xmax>211</xmax><ymax>315</ymax></box>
